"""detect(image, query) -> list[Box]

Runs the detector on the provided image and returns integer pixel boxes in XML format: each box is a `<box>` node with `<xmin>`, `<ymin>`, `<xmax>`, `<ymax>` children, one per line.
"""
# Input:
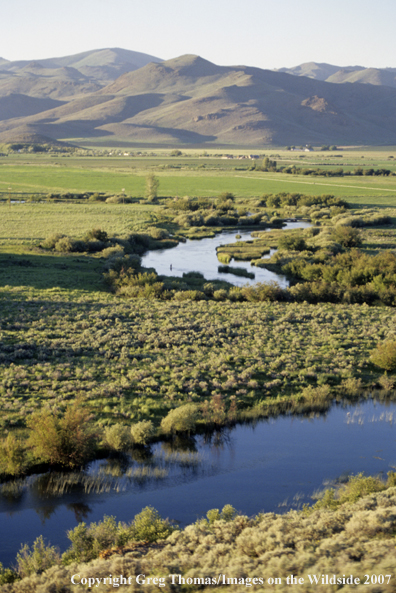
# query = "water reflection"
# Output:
<box><xmin>0</xmin><ymin>398</ymin><xmax>395</xmax><ymax>565</ymax></box>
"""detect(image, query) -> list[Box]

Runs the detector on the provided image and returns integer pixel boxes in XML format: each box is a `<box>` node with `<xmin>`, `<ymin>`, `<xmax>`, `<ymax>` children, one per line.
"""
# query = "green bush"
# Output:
<box><xmin>54</xmin><ymin>236</ymin><xmax>75</xmax><ymax>252</ymax></box>
<box><xmin>161</xmin><ymin>404</ymin><xmax>200</xmax><ymax>434</ymax></box>
<box><xmin>16</xmin><ymin>536</ymin><xmax>60</xmax><ymax>578</ymax></box>
<box><xmin>62</xmin><ymin>509</ymin><xmax>173</xmax><ymax>565</ymax></box>
<box><xmin>278</xmin><ymin>235</ymin><xmax>307</xmax><ymax>251</ymax></box>
<box><xmin>331</xmin><ymin>225</ymin><xmax>361</xmax><ymax>247</ymax></box>
<box><xmin>104</xmin><ymin>424</ymin><xmax>132</xmax><ymax>451</ymax></box>
<box><xmin>84</xmin><ymin>228</ymin><xmax>108</xmax><ymax>242</ymax></box>
<box><xmin>27</xmin><ymin>405</ymin><xmax>96</xmax><ymax>468</ymax></box>
<box><xmin>131</xmin><ymin>420</ymin><xmax>155</xmax><ymax>445</ymax></box>
<box><xmin>213</xmin><ymin>289</ymin><xmax>228</xmax><ymax>301</ymax></box>
<box><xmin>62</xmin><ymin>516</ymin><xmax>120</xmax><ymax>565</ymax></box>
<box><xmin>205</xmin><ymin>504</ymin><xmax>238</xmax><ymax>524</ymax></box>
<box><xmin>0</xmin><ymin>434</ymin><xmax>26</xmax><ymax>476</ymax></box>
<box><xmin>40</xmin><ymin>233</ymin><xmax>66</xmax><ymax>249</ymax></box>
<box><xmin>129</xmin><ymin>506</ymin><xmax>174</xmax><ymax>542</ymax></box>
<box><xmin>338</xmin><ymin>473</ymin><xmax>385</xmax><ymax>504</ymax></box>
<box><xmin>370</xmin><ymin>340</ymin><xmax>396</xmax><ymax>371</ymax></box>
<box><xmin>0</xmin><ymin>563</ymin><xmax>19</xmax><ymax>585</ymax></box>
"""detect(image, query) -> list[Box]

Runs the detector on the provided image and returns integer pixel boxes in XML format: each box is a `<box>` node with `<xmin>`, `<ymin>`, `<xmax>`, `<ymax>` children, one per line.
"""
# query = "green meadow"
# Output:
<box><xmin>1</xmin><ymin>149</ymin><xmax>396</xmax><ymax>207</ymax></box>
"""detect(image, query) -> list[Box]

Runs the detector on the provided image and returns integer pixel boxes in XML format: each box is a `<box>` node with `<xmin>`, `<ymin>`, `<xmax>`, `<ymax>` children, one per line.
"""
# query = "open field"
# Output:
<box><xmin>0</xmin><ymin>202</ymin><xmax>159</xmax><ymax>245</ymax></box>
<box><xmin>1</xmin><ymin>149</ymin><xmax>396</xmax><ymax>207</ymax></box>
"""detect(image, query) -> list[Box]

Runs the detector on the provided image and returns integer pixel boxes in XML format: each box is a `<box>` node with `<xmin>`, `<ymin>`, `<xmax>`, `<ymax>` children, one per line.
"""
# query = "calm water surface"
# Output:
<box><xmin>0</xmin><ymin>399</ymin><xmax>395</xmax><ymax>565</ymax></box>
<box><xmin>142</xmin><ymin>221</ymin><xmax>311</xmax><ymax>287</ymax></box>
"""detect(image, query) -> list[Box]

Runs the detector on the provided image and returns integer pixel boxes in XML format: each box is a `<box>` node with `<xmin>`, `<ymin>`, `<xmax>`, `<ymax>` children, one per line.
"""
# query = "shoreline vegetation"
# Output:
<box><xmin>0</xmin><ymin>474</ymin><xmax>395</xmax><ymax>590</ymax></box>
<box><xmin>1</xmin><ymin>147</ymin><xmax>396</xmax><ymax>585</ymax></box>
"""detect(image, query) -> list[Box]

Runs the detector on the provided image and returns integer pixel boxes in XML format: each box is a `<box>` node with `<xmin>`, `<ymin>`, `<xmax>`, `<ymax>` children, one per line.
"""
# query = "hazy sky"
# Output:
<box><xmin>2</xmin><ymin>0</ymin><xmax>395</xmax><ymax>69</ymax></box>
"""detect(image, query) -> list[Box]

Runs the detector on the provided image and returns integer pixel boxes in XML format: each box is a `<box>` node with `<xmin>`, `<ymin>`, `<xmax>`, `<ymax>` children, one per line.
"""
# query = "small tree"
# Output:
<box><xmin>27</xmin><ymin>405</ymin><xmax>96</xmax><ymax>468</ymax></box>
<box><xmin>145</xmin><ymin>174</ymin><xmax>159</xmax><ymax>202</ymax></box>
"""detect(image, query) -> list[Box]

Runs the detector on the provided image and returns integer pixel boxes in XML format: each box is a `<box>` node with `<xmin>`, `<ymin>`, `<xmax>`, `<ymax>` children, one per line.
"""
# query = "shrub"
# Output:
<box><xmin>203</xmin><ymin>282</ymin><xmax>215</xmax><ymax>296</ymax></box>
<box><xmin>278</xmin><ymin>235</ymin><xmax>307</xmax><ymax>251</ymax></box>
<box><xmin>104</xmin><ymin>424</ymin><xmax>132</xmax><ymax>451</ymax></box>
<box><xmin>331</xmin><ymin>225</ymin><xmax>362</xmax><ymax>247</ymax></box>
<box><xmin>205</xmin><ymin>504</ymin><xmax>238</xmax><ymax>524</ymax></box>
<box><xmin>161</xmin><ymin>404</ymin><xmax>200</xmax><ymax>434</ymax></box>
<box><xmin>341</xmin><ymin>377</ymin><xmax>363</xmax><ymax>396</ymax></box>
<box><xmin>27</xmin><ymin>405</ymin><xmax>96</xmax><ymax>468</ymax></box>
<box><xmin>338</xmin><ymin>473</ymin><xmax>385</xmax><ymax>504</ymax></box>
<box><xmin>213</xmin><ymin>289</ymin><xmax>228</xmax><ymax>301</ymax></box>
<box><xmin>40</xmin><ymin>234</ymin><xmax>66</xmax><ymax>249</ymax></box>
<box><xmin>131</xmin><ymin>420</ymin><xmax>156</xmax><ymax>445</ymax></box>
<box><xmin>129</xmin><ymin>506</ymin><xmax>174</xmax><ymax>542</ymax></box>
<box><xmin>105</xmin><ymin>195</ymin><xmax>132</xmax><ymax>204</ymax></box>
<box><xmin>54</xmin><ymin>236</ymin><xmax>75</xmax><ymax>252</ymax></box>
<box><xmin>62</xmin><ymin>517</ymin><xmax>120</xmax><ymax>565</ymax></box>
<box><xmin>300</xmin><ymin>384</ymin><xmax>331</xmax><ymax>404</ymax></box>
<box><xmin>0</xmin><ymin>434</ymin><xmax>26</xmax><ymax>476</ymax></box>
<box><xmin>370</xmin><ymin>340</ymin><xmax>396</xmax><ymax>371</ymax></box>
<box><xmin>147</xmin><ymin>227</ymin><xmax>169</xmax><ymax>240</ymax></box>
<box><xmin>84</xmin><ymin>228</ymin><xmax>108</xmax><ymax>242</ymax></box>
<box><xmin>378</xmin><ymin>373</ymin><xmax>395</xmax><ymax>391</ymax></box>
<box><xmin>88</xmin><ymin>192</ymin><xmax>106</xmax><ymax>202</ymax></box>
<box><xmin>16</xmin><ymin>536</ymin><xmax>60</xmax><ymax>578</ymax></box>
<box><xmin>0</xmin><ymin>563</ymin><xmax>19</xmax><ymax>585</ymax></box>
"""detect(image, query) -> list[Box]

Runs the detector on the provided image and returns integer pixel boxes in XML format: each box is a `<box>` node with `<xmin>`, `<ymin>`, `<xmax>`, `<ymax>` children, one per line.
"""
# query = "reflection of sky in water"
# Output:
<box><xmin>0</xmin><ymin>399</ymin><xmax>395</xmax><ymax>565</ymax></box>
<box><xmin>142</xmin><ymin>221</ymin><xmax>312</xmax><ymax>287</ymax></box>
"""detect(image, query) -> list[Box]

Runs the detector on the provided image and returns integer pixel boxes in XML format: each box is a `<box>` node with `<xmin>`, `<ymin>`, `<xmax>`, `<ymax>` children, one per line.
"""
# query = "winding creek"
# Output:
<box><xmin>142</xmin><ymin>221</ymin><xmax>312</xmax><ymax>287</ymax></box>
<box><xmin>0</xmin><ymin>400</ymin><xmax>395</xmax><ymax>565</ymax></box>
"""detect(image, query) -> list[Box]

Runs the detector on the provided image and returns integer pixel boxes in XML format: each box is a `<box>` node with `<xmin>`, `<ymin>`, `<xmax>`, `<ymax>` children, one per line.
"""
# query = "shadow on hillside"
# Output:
<box><xmin>0</xmin><ymin>252</ymin><xmax>104</xmax><ymax>292</ymax></box>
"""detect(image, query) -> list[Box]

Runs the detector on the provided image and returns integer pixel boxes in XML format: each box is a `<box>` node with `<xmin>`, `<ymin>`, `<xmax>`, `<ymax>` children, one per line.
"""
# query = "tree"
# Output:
<box><xmin>27</xmin><ymin>404</ymin><xmax>96</xmax><ymax>468</ymax></box>
<box><xmin>145</xmin><ymin>174</ymin><xmax>159</xmax><ymax>202</ymax></box>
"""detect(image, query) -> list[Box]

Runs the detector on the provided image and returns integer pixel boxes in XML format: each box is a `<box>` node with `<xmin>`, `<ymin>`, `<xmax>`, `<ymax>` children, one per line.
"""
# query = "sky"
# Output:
<box><xmin>2</xmin><ymin>0</ymin><xmax>396</xmax><ymax>69</ymax></box>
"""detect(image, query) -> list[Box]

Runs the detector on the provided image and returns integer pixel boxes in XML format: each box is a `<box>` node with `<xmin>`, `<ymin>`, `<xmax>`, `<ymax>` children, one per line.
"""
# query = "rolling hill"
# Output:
<box><xmin>278</xmin><ymin>62</ymin><xmax>396</xmax><ymax>89</ymax></box>
<box><xmin>0</xmin><ymin>51</ymin><xmax>396</xmax><ymax>146</ymax></box>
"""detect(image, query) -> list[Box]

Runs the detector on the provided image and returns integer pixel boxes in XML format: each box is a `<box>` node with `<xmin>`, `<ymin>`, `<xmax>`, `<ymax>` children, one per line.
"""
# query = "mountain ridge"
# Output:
<box><xmin>1</xmin><ymin>51</ymin><xmax>396</xmax><ymax>147</ymax></box>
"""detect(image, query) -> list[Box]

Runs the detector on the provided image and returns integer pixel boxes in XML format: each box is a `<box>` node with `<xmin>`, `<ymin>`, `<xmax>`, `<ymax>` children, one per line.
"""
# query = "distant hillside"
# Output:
<box><xmin>0</xmin><ymin>48</ymin><xmax>163</xmax><ymax>100</ymax></box>
<box><xmin>278</xmin><ymin>62</ymin><xmax>396</xmax><ymax>89</ymax></box>
<box><xmin>1</xmin><ymin>51</ymin><xmax>396</xmax><ymax>146</ymax></box>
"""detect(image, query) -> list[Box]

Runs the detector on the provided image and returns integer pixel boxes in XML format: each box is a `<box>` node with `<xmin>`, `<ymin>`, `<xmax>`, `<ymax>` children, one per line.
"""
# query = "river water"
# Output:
<box><xmin>0</xmin><ymin>399</ymin><xmax>395</xmax><ymax>565</ymax></box>
<box><xmin>142</xmin><ymin>221</ymin><xmax>312</xmax><ymax>287</ymax></box>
